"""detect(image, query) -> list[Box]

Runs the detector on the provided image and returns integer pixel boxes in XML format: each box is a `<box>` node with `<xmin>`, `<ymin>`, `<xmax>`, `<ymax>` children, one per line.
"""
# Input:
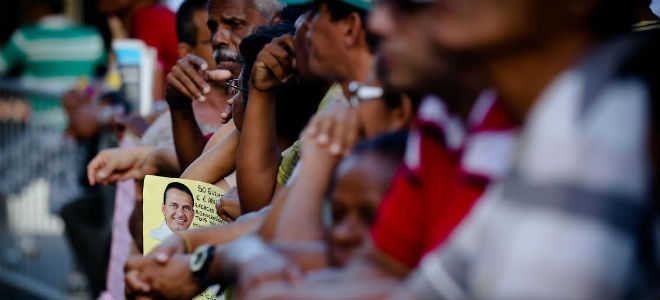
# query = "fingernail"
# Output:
<box><xmin>155</xmin><ymin>252</ymin><xmax>168</xmax><ymax>262</ymax></box>
<box><xmin>198</xmin><ymin>95</ymin><xmax>206</xmax><ymax>102</ymax></box>
<box><xmin>97</xmin><ymin>171</ymin><xmax>106</xmax><ymax>178</ymax></box>
<box><xmin>201</xmin><ymin>64</ymin><xmax>208</xmax><ymax>71</ymax></box>
<box><xmin>203</xmin><ymin>86</ymin><xmax>210</xmax><ymax>94</ymax></box>
<box><xmin>317</xmin><ymin>134</ymin><xmax>328</xmax><ymax>144</ymax></box>
<box><xmin>329</xmin><ymin>143</ymin><xmax>341</xmax><ymax>154</ymax></box>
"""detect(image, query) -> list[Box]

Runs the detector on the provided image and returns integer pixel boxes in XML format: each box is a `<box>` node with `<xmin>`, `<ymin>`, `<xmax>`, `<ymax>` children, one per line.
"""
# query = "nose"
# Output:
<box><xmin>212</xmin><ymin>26</ymin><xmax>232</xmax><ymax>49</ymax></box>
<box><xmin>332</xmin><ymin>215</ymin><xmax>365</xmax><ymax>248</ymax></box>
<box><xmin>175</xmin><ymin>206</ymin><xmax>185</xmax><ymax>218</ymax></box>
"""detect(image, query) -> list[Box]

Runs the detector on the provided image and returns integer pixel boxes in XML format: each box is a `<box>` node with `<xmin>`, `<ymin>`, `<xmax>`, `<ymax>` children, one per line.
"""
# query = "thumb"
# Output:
<box><xmin>153</xmin><ymin>248</ymin><xmax>173</xmax><ymax>264</ymax></box>
<box><xmin>96</xmin><ymin>159</ymin><xmax>118</xmax><ymax>180</ymax></box>
<box><xmin>206</xmin><ymin>69</ymin><xmax>233</xmax><ymax>82</ymax></box>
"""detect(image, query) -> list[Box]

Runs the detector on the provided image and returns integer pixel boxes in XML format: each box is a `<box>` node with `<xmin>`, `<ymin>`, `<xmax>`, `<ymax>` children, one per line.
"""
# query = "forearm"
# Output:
<box><xmin>181</xmin><ymin>129</ymin><xmax>239</xmax><ymax>183</ymax></box>
<box><xmin>273</xmin><ymin>159</ymin><xmax>334</xmax><ymax>242</ymax></box>
<box><xmin>170</xmin><ymin>106</ymin><xmax>207</xmax><ymax>170</ymax></box>
<box><xmin>150</xmin><ymin>145</ymin><xmax>181</xmax><ymax>178</ymax></box>
<box><xmin>186</xmin><ymin>206</ymin><xmax>267</xmax><ymax>251</ymax></box>
<box><xmin>236</xmin><ymin>89</ymin><xmax>281</xmax><ymax>213</ymax></box>
<box><xmin>245</xmin><ymin>262</ymin><xmax>400</xmax><ymax>300</ymax></box>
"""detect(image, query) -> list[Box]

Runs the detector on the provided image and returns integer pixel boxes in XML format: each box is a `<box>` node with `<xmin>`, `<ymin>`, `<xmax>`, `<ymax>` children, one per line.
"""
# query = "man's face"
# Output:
<box><xmin>161</xmin><ymin>188</ymin><xmax>195</xmax><ymax>231</ymax></box>
<box><xmin>191</xmin><ymin>10</ymin><xmax>216</xmax><ymax>69</ymax></box>
<box><xmin>368</xmin><ymin>1</ymin><xmax>451</xmax><ymax>92</ymax></box>
<box><xmin>306</xmin><ymin>3</ymin><xmax>347</xmax><ymax>80</ymax></box>
<box><xmin>427</xmin><ymin>0</ymin><xmax>563</xmax><ymax>53</ymax></box>
<box><xmin>208</xmin><ymin>0</ymin><xmax>269</xmax><ymax>77</ymax></box>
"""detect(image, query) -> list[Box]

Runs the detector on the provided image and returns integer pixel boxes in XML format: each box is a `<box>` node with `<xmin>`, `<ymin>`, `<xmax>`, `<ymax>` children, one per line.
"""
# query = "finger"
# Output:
<box><xmin>275</xmin><ymin>35</ymin><xmax>295</xmax><ymax>56</ymax></box>
<box><xmin>219</xmin><ymin>214</ymin><xmax>234</xmax><ymax>222</ymax></box>
<box><xmin>96</xmin><ymin>156</ymin><xmax>119</xmax><ymax>182</ymax></box>
<box><xmin>186</xmin><ymin>54</ymin><xmax>208</xmax><ymax>72</ymax></box>
<box><xmin>153</xmin><ymin>251</ymin><xmax>171</xmax><ymax>264</ymax></box>
<box><xmin>126</xmin><ymin>270</ymin><xmax>151</xmax><ymax>293</ymax></box>
<box><xmin>205</xmin><ymin>69</ymin><xmax>233</xmax><ymax>82</ymax></box>
<box><xmin>220</xmin><ymin>104</ymin><xmax>233</xmax><ymax>123</ymax></box>
<box><xmin>329</xmin><ymin>108</ymin><xmax>347</xmax><ymax>155</ymax></box>
<box><xmin>315</xmin><ymin>113</ymin><xmax>333</xmax><ymax>146</ymax></box>
<box><xmin>87</xmin><ymin>156</ymin><xmax>105</xmax><ymax>185</ymax></box>
<box><xmin>172</xmin><ymin>66</ymin><xmax>205</xmax><ymax>101</ymax></box>
<box><xmin>169</xmin><ymin>67</ymin><xmax>201</xmax><ymax>100</ymax></box>
<box><xmin>166</xmin><ymin>72</ymin><xmax>194</xmax><ymax>100</ymax></box>
<box><xmin>260</xmin><ymin>52</ymin><xmax>288</xmax><ymax>84</ymax></box>
<box><xmin>179</xmin><ymin>61</ymin><xmax>210</xmax><ymax>98</ymax></box>
<box><xmin>343</xmin><ymin>108</ymin><xmax>360</xmax><ymax>155</ymax></box>
<box><xmin>303</xmin><ymin>114</ymin><xmax>321</xmax><ymax>139</ymax></box>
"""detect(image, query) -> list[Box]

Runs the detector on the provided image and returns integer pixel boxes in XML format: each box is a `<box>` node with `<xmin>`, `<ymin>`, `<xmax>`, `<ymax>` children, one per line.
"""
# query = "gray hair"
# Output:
<box><xmin>252</xmin><ymin>0</ymin><xmax>284</xmax><ymax>22</ymax></box>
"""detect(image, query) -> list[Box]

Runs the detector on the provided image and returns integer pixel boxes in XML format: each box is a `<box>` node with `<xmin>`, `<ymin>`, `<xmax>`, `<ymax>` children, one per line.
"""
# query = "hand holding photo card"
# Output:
<box><xmin>143</xmin><ymin>175</ymin><xmax>227</xmax><ymax>300</ymax></box>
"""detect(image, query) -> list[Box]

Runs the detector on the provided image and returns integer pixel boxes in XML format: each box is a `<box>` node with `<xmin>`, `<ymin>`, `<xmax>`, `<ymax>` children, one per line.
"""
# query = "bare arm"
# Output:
<box><xmin>273</xmin><ymin>107</ymin><xmax>359</xmax><ymax>242</ymax></box>
<box><xmin>166</xmin><ymin>55</ymin><xmax>232</xmax><ymax>170</ymax></box>
<box><xmin>240</xmin><ymin>243</ymin><xmax>408</xmax><ymax>300</ymax></box>
<box><xmin>181</xmin><ymin>128</ymin><xmax>239</xmax><ymax>183</ymax></box>
<box><xmin>236</xmin><ymin>88</ymin><xmax>281</xmax><ymax>213</ymax></box>
<box><xmin>236</xmin><ymin>35</ymin><xmax>297</xmax><ymax>214</ymax></box>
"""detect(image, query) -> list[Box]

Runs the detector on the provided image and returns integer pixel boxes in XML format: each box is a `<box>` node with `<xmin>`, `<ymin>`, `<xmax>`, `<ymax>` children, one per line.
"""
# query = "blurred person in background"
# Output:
<box><xmin>392</xmin><ymin>0</ymin><xmax>660</xmax><ymax>298</ymax></box>
<box><xmin>0</xmin><ymin>0</ymin><xmax>105</xmax><ymax>128</ymax></box>
<box><xmin>98</xmin><ymin>0</ymin><xmax>178</xmax><ymax>94</ymax></box>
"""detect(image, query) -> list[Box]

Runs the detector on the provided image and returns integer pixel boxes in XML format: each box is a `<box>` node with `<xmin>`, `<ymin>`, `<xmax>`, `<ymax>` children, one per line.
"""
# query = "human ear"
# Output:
<box><xmin>178</xmin><ymin>43</ymin><xmax>193</xmax><ymax>59</ymax></box>
<box><xmin>342</xmin><ymin>12</ymin><xmax>363</xmax><ymax>48</ymax></box>
<box><xmin>389</xmin><ymin>94</ymin><xmax>414</xmax><ymax>131</ymax></box>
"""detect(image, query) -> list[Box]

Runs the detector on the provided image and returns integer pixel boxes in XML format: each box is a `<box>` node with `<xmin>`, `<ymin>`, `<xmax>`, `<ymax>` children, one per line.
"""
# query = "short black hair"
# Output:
<box><xmin>313</xmin><ymin>0</ymin><xmax>379</xmax><ymax>52</ymax></box>
<box><xmin>352</xmin><ymin>130</ymin><xmax>408</xmax><ymax>163</ymax></box>
<box><xmin>177</xmin><ymin>0</ymin><xmax>208</xmax><ymax>45</ymax></box>
<box><xmin>163</xmin><ymin>182</ymin><xmax>194</xmax><ymax>205</ymax></box>
<box><xmin>30</xmin><ymin>0</ymin><xmax>65</xmax><ymax>14</ymax></box>
<box><xmin>239</xmin><ymin>23</ymin><xmax>296</xmax><ymax>96</ymax></box>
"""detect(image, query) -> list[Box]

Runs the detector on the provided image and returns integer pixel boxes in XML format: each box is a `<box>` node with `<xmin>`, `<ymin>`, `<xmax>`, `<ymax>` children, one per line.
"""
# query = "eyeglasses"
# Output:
<box><xmin>348</xmin><ymin>81</ymin><xmax>384</xmax><ymax>107</ymax></box>
<box><xmin>226</xmin><ymin>79</ymin><xmax>247</xmax><ymax>96</ymax></box>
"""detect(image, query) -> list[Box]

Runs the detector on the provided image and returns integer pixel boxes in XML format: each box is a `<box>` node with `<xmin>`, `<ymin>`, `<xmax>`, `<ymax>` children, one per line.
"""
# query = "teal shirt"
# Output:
<box><xmin>0</xmin><ymin>15</ymin><xmax>106</xmax><ymax>128</ymax></box>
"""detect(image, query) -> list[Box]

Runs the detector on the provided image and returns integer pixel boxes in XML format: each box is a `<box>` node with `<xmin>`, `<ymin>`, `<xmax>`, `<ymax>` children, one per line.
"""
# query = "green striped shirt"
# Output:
<box><xmin>0</xmin><ymin>15</ymin><xmax>106</xmax><ymax>128</ymax></box>
<box><xmin>0</xmin><ymin>15</ymin><xmax>106</xmax><ymax>92</ymax></box>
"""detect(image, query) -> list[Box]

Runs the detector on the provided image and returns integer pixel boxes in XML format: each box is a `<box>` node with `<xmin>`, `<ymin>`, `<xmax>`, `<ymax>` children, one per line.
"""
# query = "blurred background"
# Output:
<box><xmin>0</xmin><ymin>0</ymin><xmax>183</xmax><ymax>299</ymax></box>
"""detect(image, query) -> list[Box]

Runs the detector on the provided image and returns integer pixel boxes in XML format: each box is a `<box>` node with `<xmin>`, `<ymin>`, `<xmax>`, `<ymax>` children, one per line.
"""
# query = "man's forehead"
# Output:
<box><xmin>208</xmin><ymin>0</ymin><xmax>251</xmax><ymax>18</ymax></box>
<box><xmin>165</xmin><ymin>189</ymin><xmax>193</xmax><ymax>203</ymax></box>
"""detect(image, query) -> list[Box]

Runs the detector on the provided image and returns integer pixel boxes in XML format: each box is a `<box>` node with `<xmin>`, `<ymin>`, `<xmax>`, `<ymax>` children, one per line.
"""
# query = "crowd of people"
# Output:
<box><xmin>2</xmin><ymin>0</ymin><xmax>659</xmax><ymax>298</ymax></box>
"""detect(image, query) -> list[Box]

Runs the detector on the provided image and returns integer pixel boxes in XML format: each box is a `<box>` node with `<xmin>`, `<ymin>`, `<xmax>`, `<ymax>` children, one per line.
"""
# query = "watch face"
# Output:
<box><xmin>190</xmin><ymin>245</ymin><xmax>210</xmax><ymax>273</ymax></box>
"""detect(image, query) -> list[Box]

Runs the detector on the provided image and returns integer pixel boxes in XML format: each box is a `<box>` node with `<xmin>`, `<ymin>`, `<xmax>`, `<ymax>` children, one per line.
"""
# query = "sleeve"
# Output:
<box><xmin>277</xmin><ymin>140</ymin><xmax>302</xmax><ymax>186</ymax></box>
<box><xmin>370</xmin><ymin>166</ymin><xmax>427</xmax><ymax>269</ymax></box>
<box><xmin>0</xmin><ymin>30</ymin><xmax>27</xmax><ymax>74</ymax></box>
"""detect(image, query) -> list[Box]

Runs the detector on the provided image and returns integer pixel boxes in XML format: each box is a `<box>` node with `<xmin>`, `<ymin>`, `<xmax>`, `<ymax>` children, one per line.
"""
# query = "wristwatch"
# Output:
<box><xmin>189</xmin><ymin>245</ymin><xmax>216</xmax><ymax>287</ymax></box>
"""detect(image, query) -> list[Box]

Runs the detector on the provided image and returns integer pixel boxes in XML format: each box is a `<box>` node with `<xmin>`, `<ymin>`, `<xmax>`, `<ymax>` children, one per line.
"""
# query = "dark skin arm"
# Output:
<box><xmin>166</xmin><ymin>54</ymin><xmax>232</xmax><ymax>169</ymax></box>
<box><xmin>236</xmin><ymin>35</ymin><xmax>296</xmax><ymax>214</ymax></box>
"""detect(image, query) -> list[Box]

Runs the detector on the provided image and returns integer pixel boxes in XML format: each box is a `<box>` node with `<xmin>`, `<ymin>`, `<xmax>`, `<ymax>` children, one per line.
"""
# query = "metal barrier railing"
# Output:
<box><xmin>0</xmin><ymin>77</ymin><xmax>84</xmax><ymax>299</ymax></box>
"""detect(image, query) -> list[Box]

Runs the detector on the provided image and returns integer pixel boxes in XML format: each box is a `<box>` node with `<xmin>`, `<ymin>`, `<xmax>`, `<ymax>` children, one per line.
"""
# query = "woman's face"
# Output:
<box><xmin>329</xmin><ymin>154</ymin><xmax>394</xmax><ymax>266</ymax></box>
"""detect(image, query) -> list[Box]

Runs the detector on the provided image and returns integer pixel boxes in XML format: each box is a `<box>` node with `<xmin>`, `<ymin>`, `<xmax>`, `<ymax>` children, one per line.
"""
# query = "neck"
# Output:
<box><xmin>339</xmin><ymin>49</ymin><xmax>374</xmax><ymax>98</ymax></box>
<box><xmin>486</xmin><ymin>30</ymin><xmax>596</xmax><ymax>120</ymax></box>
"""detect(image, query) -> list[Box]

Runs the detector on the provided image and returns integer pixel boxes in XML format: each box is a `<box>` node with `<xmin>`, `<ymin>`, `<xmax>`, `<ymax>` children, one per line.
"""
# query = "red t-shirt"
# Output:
<box><xmin>370</xmin><ymin>92</ymin><xmax>518</xmax><ymax>268</ymax></box>
<box><xmin>131</xmin><ymin>5</ymin><xmax>178</xmax><ymax>74</ymax></box>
